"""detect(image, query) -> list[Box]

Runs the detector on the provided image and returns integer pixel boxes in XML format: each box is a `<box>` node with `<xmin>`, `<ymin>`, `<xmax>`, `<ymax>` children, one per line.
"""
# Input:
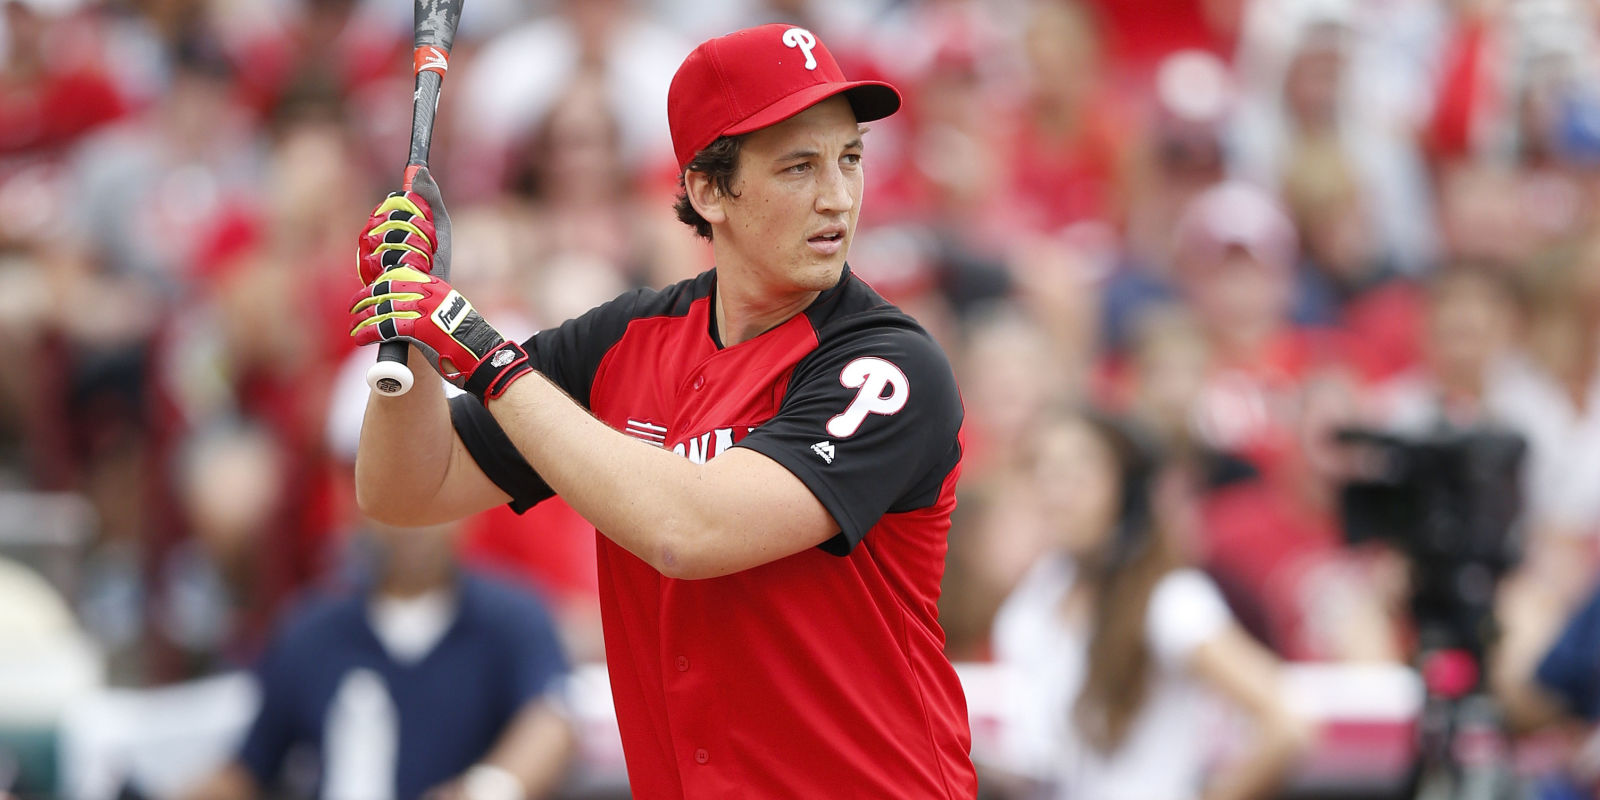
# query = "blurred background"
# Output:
<box><xmin>4</xmin><ymin>0</ymin><xmax>1600</xmax><ymax>797</ymax></box>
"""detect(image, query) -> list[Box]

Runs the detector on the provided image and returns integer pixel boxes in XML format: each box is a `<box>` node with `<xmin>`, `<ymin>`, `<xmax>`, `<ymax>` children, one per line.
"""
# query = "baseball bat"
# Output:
<box><xmin>366</xmin><ymin>0</ymin><xmax>464</xmax><ymax>397</ymax></box>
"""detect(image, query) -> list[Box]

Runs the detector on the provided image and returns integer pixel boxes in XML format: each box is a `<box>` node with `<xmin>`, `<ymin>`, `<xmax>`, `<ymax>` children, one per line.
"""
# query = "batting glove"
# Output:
<box><xmin>349</xmin><ymin>266</ymin><xmax>532</xmax><ymax>402</ymax></box>
<box><xmin>356</xmin><ymin>166</ymin><xmax>453</xmax><ymax>285</ymax></box>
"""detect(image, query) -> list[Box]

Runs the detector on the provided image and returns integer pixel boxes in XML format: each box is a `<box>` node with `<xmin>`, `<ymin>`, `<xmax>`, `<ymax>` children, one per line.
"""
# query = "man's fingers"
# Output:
<box><xmin>369</xmin><ymin>265</ymin><xmax>433</xmax><ymax>286</ymax></box>
<box><xmin>356</xmin><ymin>191</ymin><xmax>440</xmax><ymax>285</ymax></box>
<box><xmin>360</xmin><ymin>227</ymin><xmax>433</xmax><ymax>258</ymax></box>
<box><xmin>349</xmin><ymin>302</ymin><xmax>421</xmax><ymax>340</ymax></box>
<box><xmin>356</xmin><ymin>202</ymin><xmax>438</xmax><ymax>285</ymax></box>
<box><xmin>349</xmin><ymin>279</ymin><xmax>428</xmax><ymax>312</ymax></box>
<box><xmin>367</xmin><ymin>207</ymin><xmax>438</xmax><ymax>242</ymax></box>
<box><xmin>358</xmin><ymin>249</ymin><xmax>433</xmax><ymax>285</ymax></box>
<box><xmin>350</xmin><ymin>291</ymin><xmax>424</xmax><ymax>316</ymax></box>
<box><xmin>367</xmin><ymin>217</ymin><xmax>435</xmax><ymax>248</ymax></box>
<box><xmin>374</xmin><ymin>190</ymin><xmax>431</xmax><ymax>220</ymax></box>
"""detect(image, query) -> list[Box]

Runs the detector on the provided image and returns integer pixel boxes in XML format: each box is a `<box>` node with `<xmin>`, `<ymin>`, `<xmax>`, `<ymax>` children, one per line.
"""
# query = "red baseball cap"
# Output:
<box><xmin>667</xmin><ymin>24</ymin><xmax>902</xmax><ymax>174</ymax></box>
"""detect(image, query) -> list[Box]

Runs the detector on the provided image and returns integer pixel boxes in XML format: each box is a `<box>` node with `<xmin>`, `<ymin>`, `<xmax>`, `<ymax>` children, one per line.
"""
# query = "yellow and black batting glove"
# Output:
<box><xmin>348</xmin><ymin>267</ymin><xmax>531</xmax><ymax>402</ymax></box>
<box><xmin>355</xmin><ymin>166</ymin><xmax>453</xmax><ymax>285</ymax></box>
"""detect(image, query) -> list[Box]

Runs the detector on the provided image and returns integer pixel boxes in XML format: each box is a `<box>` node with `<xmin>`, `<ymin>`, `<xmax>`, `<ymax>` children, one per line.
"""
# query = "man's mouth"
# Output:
<box><xmin>808</xmin><ymin>229</ymin><xmax>845</xmax><ymax>255</ymax></box>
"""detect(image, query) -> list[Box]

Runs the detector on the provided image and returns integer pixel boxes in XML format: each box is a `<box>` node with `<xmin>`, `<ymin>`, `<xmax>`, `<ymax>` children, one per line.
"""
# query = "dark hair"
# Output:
<box><xmin>673</xmin><ymin>135</ymin><xmax>745</xmax><ymax>240</ymax></box>
<box><xmin>1031</xmin><ymin>409</ymin><xmax>1179</xmax><ymax>753</ymax></box>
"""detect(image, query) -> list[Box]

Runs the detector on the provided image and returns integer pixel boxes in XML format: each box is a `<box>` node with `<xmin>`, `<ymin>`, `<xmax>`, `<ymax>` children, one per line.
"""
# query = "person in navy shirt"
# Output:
<box><xmin>1495</xmin><ymin>581</ymin><xmax>1600</xmax><ymax>798</ymax></box>
<box><xmin>180</xmin><ymin>520</ymin><xmax>574</xmax><ymax>800</ymax></box>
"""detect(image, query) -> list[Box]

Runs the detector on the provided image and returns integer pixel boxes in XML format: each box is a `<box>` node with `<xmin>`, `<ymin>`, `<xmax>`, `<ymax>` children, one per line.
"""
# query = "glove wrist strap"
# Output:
<box><xmin>464</xmin><ymin>340</ymin><xmax>534</xmax><ymax>403</ymax></box>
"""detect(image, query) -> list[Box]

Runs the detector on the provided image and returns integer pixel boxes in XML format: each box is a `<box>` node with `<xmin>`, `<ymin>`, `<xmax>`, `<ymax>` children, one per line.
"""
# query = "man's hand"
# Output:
<box><xmin>356</xmin><ymin>166</ymin><xmax>453</xmax><ymax>285</ymax></box>
<box><xmin>349</xmin><ymin>267</ymin><xmax>531</xmax><ymax>402</ymax></box>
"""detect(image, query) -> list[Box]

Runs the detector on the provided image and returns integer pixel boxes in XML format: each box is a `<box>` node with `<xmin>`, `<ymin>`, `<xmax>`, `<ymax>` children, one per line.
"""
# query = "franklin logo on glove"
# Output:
<box><xmin>432</xmin><ymin>291</ymin><xmax>471</xmax><ymax>331</ymax></box>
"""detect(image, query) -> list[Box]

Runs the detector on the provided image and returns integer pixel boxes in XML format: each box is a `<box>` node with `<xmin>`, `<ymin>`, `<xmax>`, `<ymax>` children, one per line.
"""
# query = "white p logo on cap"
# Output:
<box><xmin>782</xmin><ymin>27</ymin><xmax>818</xmax><ymax>70</ymax></box>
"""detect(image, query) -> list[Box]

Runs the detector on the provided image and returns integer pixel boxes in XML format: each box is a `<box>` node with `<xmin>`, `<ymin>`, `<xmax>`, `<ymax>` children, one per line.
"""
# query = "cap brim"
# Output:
<box><xmin>724</xmin><ymin>80</ymin><xmax>902</xmax><ymax>137</ymax></box>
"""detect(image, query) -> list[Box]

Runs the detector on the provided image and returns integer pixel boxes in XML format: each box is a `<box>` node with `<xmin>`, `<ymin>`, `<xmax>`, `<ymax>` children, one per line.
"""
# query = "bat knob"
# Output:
<box><xmin>367</xmin><ymin>356</ymin><xmax>415</xmax><ymax>396</ymax></box>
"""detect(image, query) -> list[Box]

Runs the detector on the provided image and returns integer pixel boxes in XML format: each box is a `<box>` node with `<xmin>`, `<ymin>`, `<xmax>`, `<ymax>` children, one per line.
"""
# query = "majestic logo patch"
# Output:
<box><xmin>811</xmin><ymin>441</ymin><xmax>835</xmax><ymax>464</ymax></box>
<box><xmin>827</xmin><ymin>357</ymin><xmax>909</xmax><ymax>438</ymax></box>
<box><xmin>432</xmin><ymin>291</ymin><xmax>470</xmax><ymax>332</ymax></box>
<box><xmin>782</xmin><ymin>27</ymin><xmax>818</xmax><ymax>70</ymax></box>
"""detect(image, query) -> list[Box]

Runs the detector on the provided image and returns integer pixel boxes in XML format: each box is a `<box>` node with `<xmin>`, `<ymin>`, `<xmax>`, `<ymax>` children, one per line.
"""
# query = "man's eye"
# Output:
<box><xmin>785</xmin><ymin>163</ymin><xmax>810</xmax><ymax>174</ymax></box>
<box><xmin>843</xmin><ymin>153</ymin><xmax>863</xmax><ymax>166</ymax></box>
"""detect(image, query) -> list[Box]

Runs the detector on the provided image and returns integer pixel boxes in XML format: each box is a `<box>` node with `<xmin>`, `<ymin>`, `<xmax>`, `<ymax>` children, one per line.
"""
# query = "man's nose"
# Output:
<box><xmin>815</xmin><ymin>163</ymin><xmax>855</xmax><ymax>214</ymax></box>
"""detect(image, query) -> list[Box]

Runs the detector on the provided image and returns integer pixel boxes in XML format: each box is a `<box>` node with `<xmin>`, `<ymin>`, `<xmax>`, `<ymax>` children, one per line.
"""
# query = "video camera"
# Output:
<box><xmin>1334</xmin><ymin>426</ymin><xmax>1527</xmax><ymax>658</ymax></box>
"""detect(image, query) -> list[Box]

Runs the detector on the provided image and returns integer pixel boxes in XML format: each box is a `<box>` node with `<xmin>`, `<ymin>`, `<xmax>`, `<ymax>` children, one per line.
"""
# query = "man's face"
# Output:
<box><xmin>719</xmin><ymin>96</ymin><xmax>865</xmax><ymax>293</ymax></box>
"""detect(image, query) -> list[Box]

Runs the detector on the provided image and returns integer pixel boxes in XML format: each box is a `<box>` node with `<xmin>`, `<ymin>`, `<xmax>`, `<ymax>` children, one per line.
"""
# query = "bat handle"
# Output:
<box><xmin>369</xmin><ymin>343</ymin><xmax>416</xmax><ymax>396</ymax></box>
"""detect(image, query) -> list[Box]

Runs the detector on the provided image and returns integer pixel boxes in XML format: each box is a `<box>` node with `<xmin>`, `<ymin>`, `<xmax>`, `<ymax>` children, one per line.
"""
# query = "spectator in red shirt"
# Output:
<box><xmin>1003</xmin><ymin>0</ymin><xmax>1131</xmax><ymax>236</ymax></box>
<box><xmin>1200</xmin><ymin>369</ymin><xmax>1404</xmax><ymax>662</ymax></box>
<box><xmin>1170</xmin><ymin>180</ymin><xmax>1323</xmax><ymax>474</ymax></box>
<box><xmin>1160</xmin><ymin>181</ymin><xmax>1404</xmax><ymax>660</ymax></box>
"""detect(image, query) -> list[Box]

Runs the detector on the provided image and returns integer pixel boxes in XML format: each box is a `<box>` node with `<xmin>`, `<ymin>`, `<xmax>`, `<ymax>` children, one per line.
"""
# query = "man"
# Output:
<box><xmin>349</xmin><ymin>24</ymin><xmax>975</xmax><ymax>798</ymax></box>
<box><xmin>180</xmin><ymin>520</ymin><xmax>575</xmax><ymax>800</ymax></box>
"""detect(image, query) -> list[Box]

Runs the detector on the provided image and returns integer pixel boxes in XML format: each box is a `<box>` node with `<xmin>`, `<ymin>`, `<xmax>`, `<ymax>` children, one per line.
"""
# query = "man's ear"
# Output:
<box><xmin>684</xmin><ymin>170</ymin><xmax>729</xmax><ymax>227</ymax></box>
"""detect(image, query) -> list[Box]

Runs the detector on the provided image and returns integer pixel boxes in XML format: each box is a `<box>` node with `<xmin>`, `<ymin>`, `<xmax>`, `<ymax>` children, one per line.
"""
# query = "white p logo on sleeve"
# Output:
<box><xmin>827</xmin><ymin>357</ymin><xmax>909</xmax><ymax>438</ymax></box>
<box><xmin>782</xmin><ymin>27</ymin><xmax>818</xmax><ymax>70</ymax></box>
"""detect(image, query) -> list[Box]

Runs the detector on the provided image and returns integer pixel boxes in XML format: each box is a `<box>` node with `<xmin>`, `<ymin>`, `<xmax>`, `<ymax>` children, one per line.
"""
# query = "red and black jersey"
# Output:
<box><xmin>451</xmin><ymin>266</ymin><xmax>976</xmax><ymax>798</ymax></box>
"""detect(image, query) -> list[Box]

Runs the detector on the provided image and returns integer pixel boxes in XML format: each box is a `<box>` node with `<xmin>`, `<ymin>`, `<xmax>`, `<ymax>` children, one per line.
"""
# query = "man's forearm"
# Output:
<box><xmin>355</xmin><ymin>347</ymin><xmax>455</xmax><ymax>522</ymax></box>
<box><xmin>486</xmin><ymin>371</ymin><xmax>701</xmax><ymax>566</ymax></box>
<box><xmin>485</xmin><ymin>371</ymin><xmax>834</xmax><ymax>578</ymax></box>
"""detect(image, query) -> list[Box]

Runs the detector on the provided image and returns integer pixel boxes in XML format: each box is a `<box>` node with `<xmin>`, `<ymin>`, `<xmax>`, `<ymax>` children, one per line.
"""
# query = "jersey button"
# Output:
<box><xmin>692</xmin><ymin>374</ymin><xmax>705</xmax><ymax>390</ymax></box>
<box><xmin>675</xmin><ymin>655</ymin><xmax>690</xmax><ymax>672</ymax></box>
<box><xmin>695</xmin><ymin>748</ymin><xmax>710</xmax><ymax>765</ymax></box>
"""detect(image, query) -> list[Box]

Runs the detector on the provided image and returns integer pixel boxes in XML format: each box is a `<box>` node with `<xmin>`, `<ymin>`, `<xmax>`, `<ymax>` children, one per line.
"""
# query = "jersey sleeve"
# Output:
<box><xmin>450</xmin><ymin>395</ymin><xmax>554</xmax><ymax>513</ymax></box>
<box><xmin>451</xmin><ymin>287</ymin><xmax>661</xmax><ymax>513</ymax></box>
<box><xmin>734</xmin><ymin>320</ymin><xmax>962</xmax><ymax>554</ymax></box>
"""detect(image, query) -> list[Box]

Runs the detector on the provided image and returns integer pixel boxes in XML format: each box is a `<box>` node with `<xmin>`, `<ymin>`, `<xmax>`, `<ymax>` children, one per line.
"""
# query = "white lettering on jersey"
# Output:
<box><xmin>711</xmin><ymin>427</ymin><xmax>733</xmax><ymax>460</ymax></box>
<box><xmin>782</xmin><ymin>27</ymin><xmax>818</xmax><ymax>70</ymax></box>
<box><xmin>826</xmin><ymin>357</ymin><xmax>909</xmax><ymax>438</ymax></box>
<box><xmin>625</xmin><ymin>418</ymin><xmax>667</xmax><ymax>446</ymax></box>
<box><xmin>671</xmin><ymin>427</ymin><xmax>738</xmax><ymax>465</ymax></box>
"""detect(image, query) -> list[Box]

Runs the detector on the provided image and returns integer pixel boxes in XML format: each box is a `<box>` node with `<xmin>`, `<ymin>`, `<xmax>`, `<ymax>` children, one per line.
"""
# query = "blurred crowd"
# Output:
<box><xmin>6</xmin><ymin>0</ymin><xmax>1600</xmax><ymax>795</ymax></box>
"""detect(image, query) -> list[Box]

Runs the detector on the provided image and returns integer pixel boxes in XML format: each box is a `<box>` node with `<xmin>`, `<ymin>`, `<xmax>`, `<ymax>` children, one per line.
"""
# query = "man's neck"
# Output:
<box><xmin>713</xmin><ymin>272</ymin><xmax>823</xmax><ymax>347</ymax></box>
